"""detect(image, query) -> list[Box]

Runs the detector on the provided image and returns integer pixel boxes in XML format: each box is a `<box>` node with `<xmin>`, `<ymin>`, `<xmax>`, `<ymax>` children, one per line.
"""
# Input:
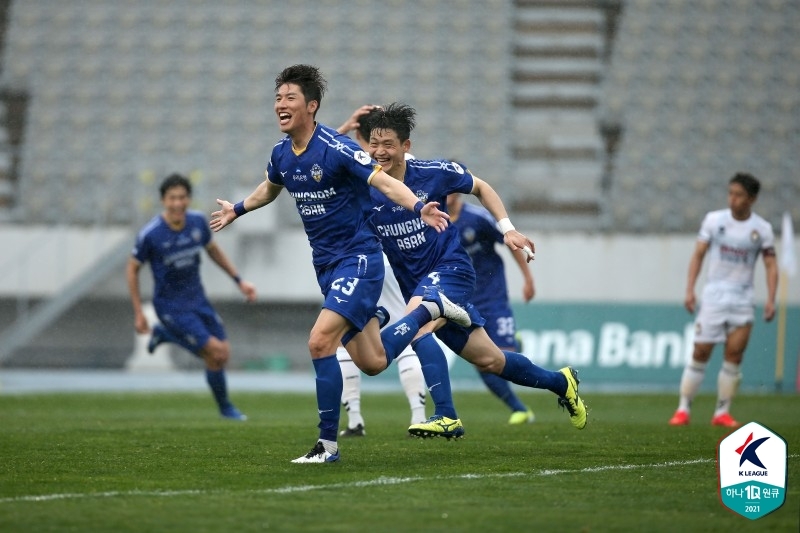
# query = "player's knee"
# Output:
<box><xmin>477</xmin><ymin>356</ymin><xmax>505</xmax><ymax>375</ymax></box>
<box><xmin>359</xmin><ymin>362</ymin><xmax>384</xmax><ymax>377</ymax></box>
<box><xmin>308</xmin><ymin>332</ymin><xmax>335</xmax><ymax>358</ymax></box>
<box><xmin>203</xmin><ymin>338</ymin><xmax>230</xmax><ymax>368</ymax></box>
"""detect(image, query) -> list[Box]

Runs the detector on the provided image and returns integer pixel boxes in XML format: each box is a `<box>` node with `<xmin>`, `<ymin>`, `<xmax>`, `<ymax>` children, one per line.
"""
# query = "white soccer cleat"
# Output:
<box><xmin>291</xmin><ymin>441</ymin><xmax>340</xmax><ymax>464</ymax></box>
<box><xmin>421</xmin><ymin>286</ymin><xmax>471</xmax><ymax>327</ymax></box>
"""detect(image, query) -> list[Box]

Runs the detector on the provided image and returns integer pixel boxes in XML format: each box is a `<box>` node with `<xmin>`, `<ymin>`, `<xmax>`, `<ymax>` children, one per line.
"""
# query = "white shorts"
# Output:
<box><xmin>693</xmin><ymin>302</ymin><xmax>754</xmax><ymax>344</ymax></box>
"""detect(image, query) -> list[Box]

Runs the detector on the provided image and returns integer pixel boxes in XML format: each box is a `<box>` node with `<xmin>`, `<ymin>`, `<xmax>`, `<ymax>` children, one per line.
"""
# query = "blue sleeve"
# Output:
<box><xmin>488</xmin><ymin>217</ymin><xmax>504</xmax><ymax>245</ymax></box>
<box><xmin>449</xmin><ymin>161</ymin><xmax>475</xmax><ymax>195</ymax></box>
<box><xmin>266</xmin><ymin>152</ymin><xmax>282</xmax><ymax>186</ymax></box>
<box><xmin>132</xmin><ymin>232</ymin><xmax>150</xmax><ymax>264</ymax></box>
<box><xmin>200</xmin><ymin>215</ymin><xmax>212</xmax><ymax>246</ymax></box>
<box><xmin>331</xmin><ymin>135</ymin><xmax>379</xmax><ymax>184</ymax></box>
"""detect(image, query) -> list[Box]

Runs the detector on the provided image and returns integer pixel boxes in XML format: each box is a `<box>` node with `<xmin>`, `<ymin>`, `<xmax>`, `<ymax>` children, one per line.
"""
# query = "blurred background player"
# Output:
<box><xmin>336</xmin><ymin>106</ymin><xmax>427</xmax><ymax>436</ymax></box>
<box><xmin>448</xmin><ymin>191</ymin><xmax>537</xmax><ymax>424</ymax></box>
<box><xmin>126</xmin><ymin>173</ymin><xmax>256</xmax><ymax>421</ymax></box>
<box><xmin>669</xmin><ymin>172</ymin><xmax>778</xmax><ymax>428</ymax></box>
<box><xmin>366</xmin><ymin>103</ymin><xmax>587</xmax><ymax>437</ymax></box>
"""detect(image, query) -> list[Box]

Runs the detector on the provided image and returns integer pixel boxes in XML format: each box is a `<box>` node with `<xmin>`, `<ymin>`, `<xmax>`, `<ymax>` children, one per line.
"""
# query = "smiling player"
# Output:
<box><xmin>210</xmin><ymin>65</ymin><xmax>476</xmax><ymax>463</ymax></box>
<box><xmin>366</xmin><ymin>103</ymin><xmax>587</xmax><ymax>436</ymax></box>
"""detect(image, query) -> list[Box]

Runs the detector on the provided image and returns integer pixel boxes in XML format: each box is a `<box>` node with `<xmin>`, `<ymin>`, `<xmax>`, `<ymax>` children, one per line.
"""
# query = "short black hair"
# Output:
<box><xmin>368</xmin><ymin>102</ymin><xmax>416</xmax><ymax>142</ymax></box>
<box><xmin>730</xmin><ymin>172</ymin><xmax>760</xmax><ymax>197</ymax></box>
<box><xmin>159</xmin><ymin>173</ymin><xmax>192</xmax><ymax>198</ymax></box>
<box><xmin>274</xmin><ymin>64</ymin><xmax>327</xmax><ymax>116</ymax></box>
<box><xmin>357</xmin><ymin>107</ymin><xmax>382</xmax><ymax>141</ymax></box>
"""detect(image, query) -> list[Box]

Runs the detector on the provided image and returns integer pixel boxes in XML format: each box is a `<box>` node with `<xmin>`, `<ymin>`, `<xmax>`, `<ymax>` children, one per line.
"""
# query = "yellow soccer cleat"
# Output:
<box><xmin>557</xmin><ymin>367</ymin><xmax>587</xmax><ymax>429</ymax></box>
<box><xmin>508</xmin><ymin>409</ymin><xmax>535</xmax><ymax>425</ymax></box>
<box><xmin>408</xmin><ymin>415</ymin><xmax>465</xmax><ymax>439</ymax></box>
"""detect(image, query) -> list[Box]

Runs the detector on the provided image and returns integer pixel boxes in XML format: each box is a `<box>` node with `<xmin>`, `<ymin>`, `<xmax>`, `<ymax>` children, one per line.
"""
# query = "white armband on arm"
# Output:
<box><xmin>497</xmin><ymin>217</ymin><xmax>515</xmax><ymax>234</ymax></box>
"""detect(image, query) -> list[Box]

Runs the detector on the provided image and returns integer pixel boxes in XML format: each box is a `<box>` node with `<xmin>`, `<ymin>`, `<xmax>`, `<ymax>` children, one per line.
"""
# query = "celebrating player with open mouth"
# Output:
<box><xmin>210</xmin><ymin>65</ymin><xmax>475</xmax><ymax>463</ymax></box>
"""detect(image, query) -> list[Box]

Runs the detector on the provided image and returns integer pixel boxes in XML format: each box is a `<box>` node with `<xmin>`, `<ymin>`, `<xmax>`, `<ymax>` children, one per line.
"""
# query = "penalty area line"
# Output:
<box><xmin>1</xmin><ymin>455</ymin><xmax>786</xmax><ymax>504</ymax></box>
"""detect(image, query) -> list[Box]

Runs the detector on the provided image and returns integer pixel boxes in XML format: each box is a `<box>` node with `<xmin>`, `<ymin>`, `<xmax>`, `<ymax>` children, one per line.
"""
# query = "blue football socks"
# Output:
<box><xmin>205</xmin><ymin>368</ymin><xmax>232</xmax><ymax>410</ymax></box>
<box><xmin>479</xmin><ymin>371</ymin><xmax>528</xmax><ymax>413</ymax></box>
<box><xmin>412</xmin><ymin>333</ymin><xmax>458</xmax><ymax>420</ymax></box>
<box><xmin>312</xmin><ymin>354</ymin><xmax>343</xmax><ymax>442</ymax></box>
<box><xmin>381</xmin><ymin>305</ymin><xmax>433</xmax><ymax>365</ymax></box>
<box><xmin>499</xmin><ymin>350</ymin><xmax>566</xmax><ymax>396</ymax></box>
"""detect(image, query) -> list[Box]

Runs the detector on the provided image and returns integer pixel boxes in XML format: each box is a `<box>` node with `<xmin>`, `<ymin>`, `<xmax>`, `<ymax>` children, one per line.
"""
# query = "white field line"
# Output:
<box><xmin>0</xmin><ymin>456</ymin><xmax>744</xmax><ymax>504</ymax></box>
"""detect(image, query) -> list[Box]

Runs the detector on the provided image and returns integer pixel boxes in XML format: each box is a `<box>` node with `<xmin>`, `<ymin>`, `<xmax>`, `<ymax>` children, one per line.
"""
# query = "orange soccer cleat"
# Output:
<box><xmin>711</xmin><ymin>413</ymin><xmax>740</xmax><ymax>427</ymax></box>
<box><xmin>668</xmin><ymin>410</ymin><xmax>690</xmax><ymax>426</ymax></box>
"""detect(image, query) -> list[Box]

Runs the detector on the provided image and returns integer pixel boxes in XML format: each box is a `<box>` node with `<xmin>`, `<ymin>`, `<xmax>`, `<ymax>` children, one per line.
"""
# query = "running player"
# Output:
<box><xmin>448</xmin><ymin>192</ymin><xmax>537</xmax><ymax>424</ymax></box>
<box><xmin>366</xmin><ymin>103</ymin><xmax>587</xmax><ymax>437</ymax></box>
<box><xmin>669</xmin><ymin>172</ymin><xmax>778</xmax><ymax>427</ymax></box>
<box><xmin>336</xmin><ymin>107</ymin><xmax>428</xmax><ymax>436</ymax></box>
<box><xmin>210</xmin><ymin>65</ymin><xmax>472</xmax><ymax>463</ymax></box>
<box><xmin>126</xmin><ymin>173</ymin><xmax>256</xmax><ymax>421</ymax></box>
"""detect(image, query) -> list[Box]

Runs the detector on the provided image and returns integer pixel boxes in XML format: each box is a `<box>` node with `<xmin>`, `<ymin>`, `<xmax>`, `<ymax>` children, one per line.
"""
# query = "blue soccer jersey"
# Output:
<box><xmin>453</xmin><ymin>202</ymin><xmax>510</xmax><ymax>312</ymax></box>
<box><xmin>132</xmin><ymin>210</ymin><xmax>212</xmax><ymax>309</ymax></box>
<box><xmin>370</xmin><ymin>159</ymin><xmax>475</xmax><ymax>300</ymax></box>
<box><xmin>453</xmin><ymin>202</ymin><xmax>517</xmax><ymax>347</ymax></box>
<box><xmin>266</xmin><ymin>123</ymin><xmax>383</xmax><ymax>268</ymax></box>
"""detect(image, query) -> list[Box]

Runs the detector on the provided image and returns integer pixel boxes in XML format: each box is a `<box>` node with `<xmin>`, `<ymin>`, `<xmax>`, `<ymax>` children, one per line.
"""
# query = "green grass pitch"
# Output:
<box><xmin>0</xmin><ymin>391</ymin><xmax>798</xmax><ymax>532</ymax></box>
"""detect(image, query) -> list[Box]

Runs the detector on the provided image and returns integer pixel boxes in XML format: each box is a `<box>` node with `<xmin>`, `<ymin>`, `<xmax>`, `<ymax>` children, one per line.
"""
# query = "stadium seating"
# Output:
<box><xmin>0</xmin><ymin>1</ymin><xmax>796</xmax><ymax>232</ymax></box>
<box><xmin>600</xmin><ymin>0</ymin><xmax>800</xmax><ymax>232</ymax></box>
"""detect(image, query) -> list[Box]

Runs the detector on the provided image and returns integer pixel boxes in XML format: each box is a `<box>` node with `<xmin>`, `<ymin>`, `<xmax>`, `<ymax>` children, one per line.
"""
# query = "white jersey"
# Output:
<box><xmin>377</xmin><ymin>254</ymin><xmax>410</xmax><ymax>321</ymax></box>
<box><xmin>698</xmin><ymin>208</ymin><xmax>774</xmax><ymax>306</ymax></box>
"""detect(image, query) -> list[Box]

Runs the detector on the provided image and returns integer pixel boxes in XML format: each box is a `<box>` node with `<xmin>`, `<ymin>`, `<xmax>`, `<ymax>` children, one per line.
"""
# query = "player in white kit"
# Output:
<box><xmin>669</xmin><ymin>173</ymin><xmax>778</xmax><ymax>427</ymax></box>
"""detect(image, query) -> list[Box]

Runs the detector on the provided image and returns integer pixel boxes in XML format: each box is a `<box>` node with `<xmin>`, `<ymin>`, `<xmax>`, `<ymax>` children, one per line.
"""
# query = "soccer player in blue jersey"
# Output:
<box><xmin>334</xmin><ymin>106</ymin><xmax>429</xmax><ymax>436</ymax></box>
<box><xmin>209</xmin><ymin>65</ymin><xmax>471</xmax><ymax>463</ymax></box>
<box><xmin>448</xmin><ymin>191</ymin><xmax>537</xmax><ymax>424</ymax></box>
<box><xmin>126</xmin><ymin>173</ymin><xmax>256</xmax><ymax>421</ymax></box>
<box><xmin>365</xmin><ymin>103</ymin><xmax>587</xmax><ymax>437</ymax></box>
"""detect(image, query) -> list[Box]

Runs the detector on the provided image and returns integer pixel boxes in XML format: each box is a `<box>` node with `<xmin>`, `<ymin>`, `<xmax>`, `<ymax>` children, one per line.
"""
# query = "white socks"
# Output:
<box><xmin>337</xmin><ymin>353</ymin><xmax>364</xmax><ymax>429</ymax></box>
<box><xmin>677</xmin><ymin>359</ymin><xmax>742</xmax><ymax>417</ymax></box>
<box><xmin>677</xmin><ymin>360</ymin><xmax>707</xmax><ymax>413</ymax></box>
<box><xmin>337</xmin><ymin>348</ymin><xmax>427</xmax><ymax>427</ymax></box>
<box><xmin>714</xmin><ymin>361</ymin><xmax>741</xmax><ymax>417</ymax></box>
<box><xmin>397</xmin><ymin>352</ymin><xmax>427</xmax><ymax>424</ymax></box>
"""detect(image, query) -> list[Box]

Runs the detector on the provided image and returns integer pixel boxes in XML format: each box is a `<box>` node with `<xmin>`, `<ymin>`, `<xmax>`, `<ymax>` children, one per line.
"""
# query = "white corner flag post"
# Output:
<box><xmin>125</xmin><ymin>302</ymin><xmax>176</xmax><ymax>372</ymax></box>
<box><xmin>775</xmin><ymin>212</ymin><xmax>797</xmax><ymax>393</ymax></box>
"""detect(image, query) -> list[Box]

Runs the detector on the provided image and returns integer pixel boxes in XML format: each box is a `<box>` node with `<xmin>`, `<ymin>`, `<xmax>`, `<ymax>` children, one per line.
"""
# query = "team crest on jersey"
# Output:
<box><xmin>750</xmin><ymin>230</ymin><xmax>760</xmax><ymax>243</ymax></box>
<box><xmin>416</xmin><ymin>190</ymin><xmax>429</xmax><ymax>203</ymax></box>
<box><xmin>354</xmin><ymin>150</ymin><xmax>371</xmax><ymax>165</ymax></box>
<box><xmin>311</xmin><ymin>163</ymin><xmax>323</xmax><ymax>182</ymax></box>
<box><xmin>191</xmin><ymin>228</ymin><xmax>202</xmax><ymax>242</ymax></box>
<box><xmin>463</xmin><ymin>227</ymin><xmax>476</xmax><ymax>244</ymax></box>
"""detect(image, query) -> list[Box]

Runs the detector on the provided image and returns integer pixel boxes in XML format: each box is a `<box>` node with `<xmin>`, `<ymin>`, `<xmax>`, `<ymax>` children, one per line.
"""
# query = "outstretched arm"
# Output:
<box><xmin>206</xmin><ymin>241</ymin><xmax>257</xmax><ymax>302</ymax></box>
<box><xmin>210</xmin><ymin>179</ymin><xmax>283</xmax><ymax>233</ymax></box>
<box><xmin>369</xmin><ymin>170</ymin><xmax>450</xmax><ymax>232</ymax></box>
<box><xmin>471</xmin><ymin>177</ymin><xmax>534</xmax><ymax>262</ymax></box>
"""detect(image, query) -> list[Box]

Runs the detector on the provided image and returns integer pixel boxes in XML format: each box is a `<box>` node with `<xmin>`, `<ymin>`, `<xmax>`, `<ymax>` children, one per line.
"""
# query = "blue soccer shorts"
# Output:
<box><xmin>317</xmin><ymin>249</ymin><xmax>385</xmax><ymax>332</ymax></box>
<box><xmin>156</xmin><ymin>299</ymin><xmax>226</xmax><ymax>356</ymax></box>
